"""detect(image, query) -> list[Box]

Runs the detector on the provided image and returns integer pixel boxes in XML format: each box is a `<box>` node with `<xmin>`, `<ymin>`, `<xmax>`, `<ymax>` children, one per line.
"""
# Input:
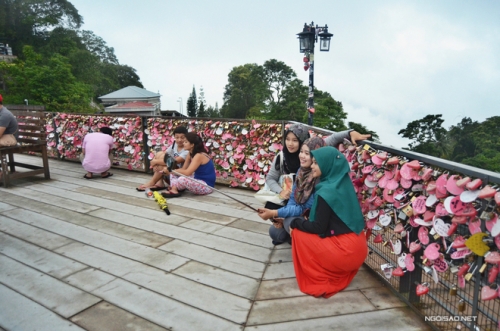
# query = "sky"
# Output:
<box><xmin>70</xmin><ymin>0</ymin><xmax>500</xmax><ymax>149</ymax></box>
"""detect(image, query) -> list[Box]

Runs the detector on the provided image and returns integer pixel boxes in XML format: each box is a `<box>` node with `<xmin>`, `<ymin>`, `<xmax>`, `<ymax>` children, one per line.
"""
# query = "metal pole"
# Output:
<box><xmin>307</xmin><ymin>51</ymin><xmax>314</xmax><ymax>126</ymax></box>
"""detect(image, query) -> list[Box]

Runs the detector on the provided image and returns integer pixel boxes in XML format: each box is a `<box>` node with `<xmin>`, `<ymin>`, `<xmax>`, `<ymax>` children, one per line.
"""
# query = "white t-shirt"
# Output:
<box><xmin>166</xmin><ymin>142</ymin><xmax>189</xmax><ymax>168</ymax></box>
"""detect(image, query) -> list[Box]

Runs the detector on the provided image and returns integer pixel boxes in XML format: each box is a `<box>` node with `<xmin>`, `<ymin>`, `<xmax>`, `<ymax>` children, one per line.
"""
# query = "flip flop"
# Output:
<box><xmin>101</xmin><ymin>172</ymin><xmax>113</xmax><ymax>178</ymax></box>
<box><xmin>161</xmin><ymin>191</ymin><xmax>182</xmax><ymax>198</ymax></box>
<box><xmin>136</xmin><ymin>185</ymin><xmax>165</xmax><ymax>192</ymax></box>
<box><xmin>83</xmin><ymin>174</ymin><xmax>94</xmax><ymax>179</ymax></box>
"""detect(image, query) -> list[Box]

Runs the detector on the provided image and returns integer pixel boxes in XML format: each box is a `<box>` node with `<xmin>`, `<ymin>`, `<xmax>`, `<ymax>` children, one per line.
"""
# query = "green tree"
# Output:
<box><xmin>460</xmin><ymin>116</ymin><xmax>500</xmax><ymax>172</ymax></box>
<box><xmin>398</xmin><ymin>114</ymin><xmax>449</xmax><ymax>157</ymax></box>
<box><xmin>220</xmin><ymin>63</ymin><xmax>267</xmax><ymax>119</ymax></box>
<box><xmin>186</xmin><ymin>85</ymin><xmax>197</xmax><ymax>117</ymax></box>
<box><xmin>2</xmin><ymin>45</ymin><xmax>92</xmax><ymax>111</ymax></box>
<box><xmin>0</xmin><ymin>0</ymin><xmax>82</xmax><ymax>55</ymax></box>
<box><xmin>307</xmin><ymin>89</ymin><xmax>348</xmax><ymax>131</ymax></box>
<box><xmin>348</xmin><ymin>122</ymin><xmax>380</xmax><ymax>143</ymax></box>
<box><xmin>447</xmin><ymin>117</ymin><xmax>479</xmax><ymax>162</ymax></box>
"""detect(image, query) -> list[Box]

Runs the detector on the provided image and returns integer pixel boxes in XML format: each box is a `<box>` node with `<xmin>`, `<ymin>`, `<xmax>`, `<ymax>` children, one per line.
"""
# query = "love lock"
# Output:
<box><xmin>416</xmin><ymin>282</ymin><xmax>430</xmax><ymax>296</ymax></box>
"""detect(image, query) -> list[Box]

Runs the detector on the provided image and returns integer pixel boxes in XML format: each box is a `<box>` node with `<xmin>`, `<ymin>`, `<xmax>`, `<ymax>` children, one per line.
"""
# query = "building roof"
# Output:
<box><xmin>99</xmin><ymin>86</ymin><xmax>161</xmax><ymax>100</ymax></box>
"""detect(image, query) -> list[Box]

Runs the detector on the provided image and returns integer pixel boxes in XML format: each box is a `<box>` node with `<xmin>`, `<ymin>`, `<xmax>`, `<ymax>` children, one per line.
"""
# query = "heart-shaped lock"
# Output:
<box><xmin>392</xmin><ymin>266</ymin><xmax>405</xmax><ymax>277</ymax></box>
<box><xmin>468</xmin><ymin>218</ymin><xmax>482</xmax><ymax>235</ymax></box>
<box><xmin>451</xmin><ymin>248</ymin><xmax>472</xmax><ymax>260</ymax></box>
<box><xmin>407</xmin><ymin>160</ymin><xmax>421</xmax><ymax>169</ymax></box>
<box><xmin>466</xmin><ymin>233</ymin><xmax>490</xmax><ymax>256</ymax></box>
<box><xmin>433</xmin><ymin>218</ymin><xmax>451</xmax><ymax>237</ymax></box>
<box><xmin>416</xmin><ymin>283</ymin><xmax>429</xmax><ymax>296</ymax></box>
<box><xmin>443</xmin><ymin>196</ymin><xmax>455</xmax><ymax>214</ymax></box>
<box><xmin>412</xmin><ymin>196</ymin><xmax>427</xmax><ymax>215</ymax></box>
<box><xmin>391</xmin><ymin>236</ymin><xmax>402</xmax><ymax>255</ymax></box>
<box><xmin>423</xmin><ymin>210</ymin><xmax>435</xmax><ymax>222</ymax></box>
<box><xmin>452</xmin><ymin>236</ymin><xmax>466</xmax><ymax>248</ymax></box>
<box><xmin>460</xmin><ymin>190</ymin><xmax>479</xmax><ymax>203</ymax></box>
<box><xmin>485</xmin><ymin>213</ymin><xmax>498</xmax><ymax>232</ymax></box>
<box><xmin>452</xmin><ymin>215</ymin><xmax>468</xmax><ymax>224</ymax></box>
<box><xmin>400</xmin><ymin>163</ymin><xmax>417</xmax><ymax>180</ymax></box>
<box><xmin>466</xmin><ymin>178</ymin><xmax>483</xmax><ymax>191</ymax></box>
<box><xmin>397</xmin><ymin>253</ymin><xmax>407</xmax><ymax>268</ymax></box>
<box><xmin>366</xmin><ymin>210</ymin><xmax>379</xmax><ymax>220</ymax></box>
<box><xmin>446</xmin><ymin>175</ymin><xmax>465</xmax><ymax>195</ymax></box>
<box><xmin>433</xmin><ymin>255</ymin><xmax>449</xmax><ymax>273</ymax></box>
<box><xmin>491</xmin><ymin>217</ymin><xmax>500</xmax><ymax>237</ymax></box>
<box><xmin>478</xmin><ymin>185</ymin><xmax>496</xmax><ymax>199</ymax></box>
<box><xmin>495</xmin><ymin>191</ymin><xmax>500</xmax><ymax>205</ymax></box>
<box><xmin>373</xmin><ymin>233</ymin><xmax>383</xmax><ymax>243</ymax></box>
<box><xmin>425</xmin><ymin>194</ymin><xmax>438</xmax><ymax>207</ymax></box>
<box><xmin>488</xmin><ymin>265</ymin><xmax>499</xmax><ymax>284</ymax></box>
<box><xmin>481</xmin><ymin>284</ymin><xmax>498</xmax><ymax>301</ymax></box>
<box><xmin>371</xmin><ymin>154</ymin><xmax>383</xmax><ymax>166</ymax></box>
<box><xmin>387</xmin><ymin>156</ymin><xmax>399</xmax><ymax>165</ymax></box>
<box><xmin>405</xmin><ymin>253</ymin><xmax>415</xmax><ymax>271</ymax></box>
<box><xmin>456</xmin><ymin>176</ymin><xmax>471</xmax><ymax>188</ymax></box>
<box><xmin>421</xmin><ymin>168</ymin><xmax>433</xmax><ymax>181</ymax></box>
<box><xmin>379</xmin><ymin>212</ymin><xmax>392</xmax><ymax>226</ymax></box>
<box><xmin>426</xmin><ymin>181</ymin><xmax>437</xmax><ymax>193</ymax></box>
<box><xmin>418</xmin><ymin>226</ymin><xmax>430</xmax><ymax>245</ymax></box>
<box><xmin>458</xmin><ymin>275</ymin><xmax>466</xmax><ymax>289</ymax></box>
<box><xmin>366</xmin><ymin>218</ymin><xmax>377</xmax><ymax>229</ymax></box>
<box><xmin>435</xmin><ymin>203</ymin><xmax>449</xmax><ymax>217</ymax></box>
<box><xmin>484</xmin><ymin>251</ymin><xmax>500</xmax><ymax>264</ymax></box>
<box><xmin>436</xmin><ymin>174</ymin><xmax>449</xmax><ymax>194</ymax></box>
<box><xmin>496</xmin><ymin>236</ymin><xmax>500</xmax><ymax>250</ymax></box>
<box><xmin>394</xmin><ymin>223</ymin><xmax>404</xmax><ymax>233</ymax></box>
<box><xmin>381</xmin><ymin>263</ymin><xmax>393</xmax><ymax>279</ymax></box>
<box><xmin>409</xmin><ymin>241</ymin><xmax>421</xmax><ymax>254</ymax></box>
<box><xmin>424</xmin><ymin>243</ymin><xmax>440</xmax><ymax>260</ymax></box>
<box><xmin>447</xmin><ymin>223</ymin><xmax>458</xmax><ymax>236</ymax></box>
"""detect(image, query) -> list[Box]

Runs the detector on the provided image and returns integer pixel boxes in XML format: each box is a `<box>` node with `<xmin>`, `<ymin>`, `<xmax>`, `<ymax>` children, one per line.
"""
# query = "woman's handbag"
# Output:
<box><xmin>254</xmin><ymin>151</ymin><xmax>294</xmax><ymax>205</ymax></box>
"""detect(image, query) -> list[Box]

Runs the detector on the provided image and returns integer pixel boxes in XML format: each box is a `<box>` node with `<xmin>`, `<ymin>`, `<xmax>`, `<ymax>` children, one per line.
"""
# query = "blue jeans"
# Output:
<box><xmin>269</xmin><ymin>216</ymin><xmax>299</xmax><ymax>245</ymax></box>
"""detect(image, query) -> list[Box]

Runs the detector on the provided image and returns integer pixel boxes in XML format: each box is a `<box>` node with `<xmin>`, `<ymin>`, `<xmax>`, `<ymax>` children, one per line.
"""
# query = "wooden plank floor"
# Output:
<box><xmin>0</xmin><ymin>155</ymin><xmax>432</xmax><ymax>331</ymax></box>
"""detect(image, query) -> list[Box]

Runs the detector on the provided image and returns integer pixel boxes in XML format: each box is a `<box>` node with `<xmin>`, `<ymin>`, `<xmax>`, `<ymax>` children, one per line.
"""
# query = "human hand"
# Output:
<box><xmin>257</xmin><ymin>208</ymin><xmax>277</xmax><ymax>221</ymax></box>
<box><xmin>289</xmin><ymin>227</ymin><xmax>293</xmax><ymax>236</ymax></box>
<box><xmin>349</xmin><ymin>131</ymin><xmax>371</xmax><ymax>146</ymax></box>
<box><xmin>279</xmin><ymin>189</ymin><xmax>291</xmax><ymax>200</ymax></box>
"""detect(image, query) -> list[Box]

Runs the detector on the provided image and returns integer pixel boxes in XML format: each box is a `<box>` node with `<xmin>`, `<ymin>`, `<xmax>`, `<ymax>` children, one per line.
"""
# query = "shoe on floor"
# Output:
<box><xmin>101</xmin><ymin>172</ymin><xmax>113</xmax><ymax>178</ymax></box>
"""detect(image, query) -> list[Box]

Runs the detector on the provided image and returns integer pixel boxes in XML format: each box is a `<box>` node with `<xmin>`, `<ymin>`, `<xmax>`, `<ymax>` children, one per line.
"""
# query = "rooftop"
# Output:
<box><xmin>99</xmin><ymin>86</ymin><xmax>161</xmax><ymax>100</ymax></box>
<box><xmin>0</xmin><ymin>155</ymin><xmax>431</xmax><ymax>331</ymax></box>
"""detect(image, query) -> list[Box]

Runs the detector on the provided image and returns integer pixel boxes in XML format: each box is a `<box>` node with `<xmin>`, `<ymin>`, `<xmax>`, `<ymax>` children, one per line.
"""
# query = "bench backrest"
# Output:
<box><xmin>11</xmin><ymin>110</ymin><xmax>47</xmax><ymax>145</ymax></box>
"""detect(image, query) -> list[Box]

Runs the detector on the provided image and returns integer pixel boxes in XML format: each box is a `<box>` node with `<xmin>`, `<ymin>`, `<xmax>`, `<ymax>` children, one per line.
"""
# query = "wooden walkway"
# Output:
<box><xmin>0</xmin><ymin>155</ymin><xmax>431</xmax><ymax>331</ymax></box>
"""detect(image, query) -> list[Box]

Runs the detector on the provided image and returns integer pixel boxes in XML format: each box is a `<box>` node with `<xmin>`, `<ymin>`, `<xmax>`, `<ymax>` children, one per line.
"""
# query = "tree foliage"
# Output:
<box><xmin>186</xmin><ymin>86</ymin><xmax>197</xmax><ymax>117</ymax></box>
<box><xmin>398</xmin><ymin>114</ymin><xmax>448</xmax><ymax>157</ymax></box>
<box><xmin>0</xmin><ymin>0</ymin><xmax>143</xmax><ymax>111</ymax></box>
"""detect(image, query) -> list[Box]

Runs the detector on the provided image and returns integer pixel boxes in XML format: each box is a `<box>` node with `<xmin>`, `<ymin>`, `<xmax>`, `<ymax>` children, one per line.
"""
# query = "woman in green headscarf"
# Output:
<box><xmin>289</xmin><ymin>146</ymin><xmax>367</xmax><ymax>298</ymax></box>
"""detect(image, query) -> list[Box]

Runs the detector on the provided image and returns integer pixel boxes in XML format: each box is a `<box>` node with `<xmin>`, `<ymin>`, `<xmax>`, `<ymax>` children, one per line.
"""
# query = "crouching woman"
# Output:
<box><xmin>289</xmin><ymin>146</ymin><xmax>367</xmax><ymax>298</ymax></box>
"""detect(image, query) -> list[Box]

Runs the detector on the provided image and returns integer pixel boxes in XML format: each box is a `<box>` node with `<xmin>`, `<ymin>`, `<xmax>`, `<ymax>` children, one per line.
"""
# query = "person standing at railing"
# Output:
<box><xmin>289</xmin><ymin>146</ymin><xmax>367</xmax><ymax>298</ymax></box>
<box><xmin>0</xmin><ymin>94</ymin><xmax>18</xmax><ymax>147</ymax></box>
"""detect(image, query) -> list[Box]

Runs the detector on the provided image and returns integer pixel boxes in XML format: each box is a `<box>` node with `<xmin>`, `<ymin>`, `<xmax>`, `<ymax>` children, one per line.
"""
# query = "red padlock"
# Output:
<box><xmin>488</xmin><ymin>265</ymin><xmax>499</xmax><ymax>284</ymax></box>
<box><xmin>416</xmin><ymin>283</ymin><xmax>429</xmax><ymax>296</ymax></box>
<box><xmin>457</xmin><ymin>263</ymin><xmax>470</xmax><ymax>277</ymax></box>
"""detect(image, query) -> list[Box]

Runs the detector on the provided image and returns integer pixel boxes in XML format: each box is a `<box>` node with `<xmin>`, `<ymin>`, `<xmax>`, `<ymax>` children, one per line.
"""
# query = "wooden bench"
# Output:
<box><xmin>0</xmin><ymin>110</ymin><xmax>50</xmax><ymax>187</ymax></box>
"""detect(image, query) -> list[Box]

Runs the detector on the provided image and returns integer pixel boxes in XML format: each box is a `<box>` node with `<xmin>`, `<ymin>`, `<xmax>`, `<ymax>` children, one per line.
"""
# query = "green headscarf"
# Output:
<box><xmin>309</xmin><ymin>146</ymin><xmax>365</xmax><ymax>234</ymax></box>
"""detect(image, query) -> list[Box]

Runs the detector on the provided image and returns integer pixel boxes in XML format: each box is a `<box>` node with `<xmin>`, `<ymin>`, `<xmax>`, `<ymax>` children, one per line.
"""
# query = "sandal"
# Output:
<box><xmin>136</xmin><ymin>184</ymin><xmax>165</xmax><ymax>192</ymax></box>
<box><xmin>83</xmin><ymin>174</ymin><xmax>94</xmax><ymax>179</ymax></box>
<box><xmin>101</xmin><ymin>172</ymin><xmax>113</xmax><ymax>178</ymax></box>
<box><xmin>161</xmin><ymin>191</ymin><xmax>182</xmax><ymax>198</ymax></box>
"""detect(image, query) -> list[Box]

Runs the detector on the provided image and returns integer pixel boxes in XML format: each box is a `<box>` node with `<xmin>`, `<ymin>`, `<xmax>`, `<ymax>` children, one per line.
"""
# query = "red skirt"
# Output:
<box><xmin>291</xmin><ymin>229</ymin><xmax>368</xmax><ymax>298</ymax></box>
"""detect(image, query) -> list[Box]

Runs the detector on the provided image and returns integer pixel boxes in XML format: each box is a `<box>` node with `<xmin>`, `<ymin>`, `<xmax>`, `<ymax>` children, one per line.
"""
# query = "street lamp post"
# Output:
<box><xmin>177</xmin><ymin>97</ymin><xmax>183</xmax><ymax>116</ymax></box>
<box><xmin>297</xmin><ymin>22</ymin><xmax>333</xmax><ymax>126</ymax></box>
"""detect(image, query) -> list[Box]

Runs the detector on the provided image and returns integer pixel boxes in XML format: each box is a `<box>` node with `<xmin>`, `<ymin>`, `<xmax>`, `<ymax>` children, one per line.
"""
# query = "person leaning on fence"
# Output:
<box><xmin>81</xmin><ymin>127</ymin><xmax>114</xmax><ymax>179</ymax></box>
<box><xmin>258</xmin><ymin>137</ymin><xmax>326</xmax><ymax>245</ymax></box>
<box><xmin>289</xmin><ymin>146</ymin><xmax>367</xmax><ymax>298</ymax></box>
<box><xmin>265</xmin><ymin>123</ymin><xmax>370</xmax><ymax>201</ymax></box>
<box><xmin>0</xmin><ymin>94</ymin><xmax>18</xmax><ymax>147</ymax></box>
<box><xmin>136</xmin><ymin>125</ymin><xmax>189</xmax><ymax>191</ymax></box>
<box><xmin>156</xmin><ymin>132</ymin><xmax>216</xmax><ymax>198</ymax></box>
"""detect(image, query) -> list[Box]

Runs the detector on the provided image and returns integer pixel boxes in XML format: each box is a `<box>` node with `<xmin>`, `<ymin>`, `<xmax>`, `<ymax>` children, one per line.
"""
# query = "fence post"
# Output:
<box><xmin>142</xmin><ymin>116</ymin><xmax>150</xmax><ymax>172</ymax></box>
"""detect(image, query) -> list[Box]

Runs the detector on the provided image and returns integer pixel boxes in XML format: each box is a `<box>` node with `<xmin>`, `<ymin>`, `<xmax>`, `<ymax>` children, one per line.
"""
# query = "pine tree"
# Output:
<box><xmin>197</xmin><ymin>86</ymin><xmax>207</xmax><ymax>117</ymax></box>
<box><xmin>186</xmin><ymin>85</ymin><xmax>197</xmax><ymax>117</ymax></box>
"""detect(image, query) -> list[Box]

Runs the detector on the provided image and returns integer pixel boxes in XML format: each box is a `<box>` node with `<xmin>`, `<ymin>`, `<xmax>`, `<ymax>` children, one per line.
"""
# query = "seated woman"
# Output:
<box><xmin>289</xmin><ymin>146</ymin><xmax>367</xmax><ymax>298</ymax></box>
<box><xmin>265</xmin><ymin>123</ymin><xmax>370</xmax><ymax>201</ymax></box>
<box><xmin>257</xmin><ymin>137</ymin><xmax>326</xmax><ymax>245</ymax></box>
<box><xmin>156</xmin><ymin>132</ymin><xmax>215</xmax><ymax>197</ymax></box>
